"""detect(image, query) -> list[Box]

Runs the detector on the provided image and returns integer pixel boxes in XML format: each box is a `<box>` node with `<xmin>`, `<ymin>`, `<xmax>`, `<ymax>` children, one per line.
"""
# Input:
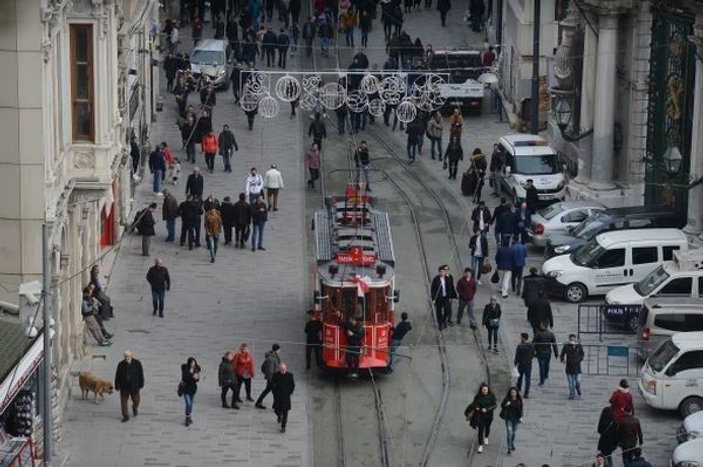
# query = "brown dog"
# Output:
<box><xmin>79</xmin><ymin>372</ymin><xmax>114</xmax><ymax>404</ymax></box>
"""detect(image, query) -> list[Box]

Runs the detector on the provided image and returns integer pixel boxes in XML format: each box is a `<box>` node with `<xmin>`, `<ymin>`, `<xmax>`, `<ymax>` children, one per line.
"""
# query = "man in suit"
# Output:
<box><xmin>430</xmin><ymin>264</ymin><xmax>457</xmax><ymax>330</ymax></box>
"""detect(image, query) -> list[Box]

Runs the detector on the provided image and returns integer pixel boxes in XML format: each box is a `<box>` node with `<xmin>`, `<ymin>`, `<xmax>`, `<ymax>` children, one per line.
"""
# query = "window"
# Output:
<box><xmin>658</xmin><ymin>277</ymin><xmax>693</xmax><ymax>295</ymax></box>
<box><xmin>596</xmin><ymin>248</ymin><xmax>625</xmax><ymax>268</ymax></box>
<box><xmin>663</xmin><ymin>246</ymin><xmax>680</xmax><ymax>261</ymax></box>
<box><xmin>562</xmin><ymin>210</ymin><xmax>587</xmax><ymax>223</ymax></box>
<box><xmin>654</xmin><ymin>313</ymin><xmax>687</xmax><ymax>332</ymax></box>
<box><xmin>667</xmin><ymin>351</ymin><xmax>703</xmax><ymax>375</ymax></box>
<box><xmin>699</xmin><ymin>277</ymin><xmax>703</xmax><ymax>297</ymax></box>
<box><xmin>632</xmin><ymin>247</ymin><xmax>658</xmax><ymax>265</ymax></box>
<box><xmin>70</xmin><ymin>24</ymin><xmax>94</xmax><ymax>142</ymax></box>
<box><xmin>626</xmin><ymin>218</ymin><xmax>652</xmax><ymax>229</ymax></box>
<box><xmin>686</xmin><ymin>314</ymin><xmax>703</xmax><ymax>331</ymax></box>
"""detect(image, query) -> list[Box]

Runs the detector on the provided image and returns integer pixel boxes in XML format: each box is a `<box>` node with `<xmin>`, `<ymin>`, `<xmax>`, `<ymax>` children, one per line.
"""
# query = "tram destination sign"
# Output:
<box><xmin>336</xmin><ymin>248</ymin><xmax>376</xmax><ymax>266</ymax></box>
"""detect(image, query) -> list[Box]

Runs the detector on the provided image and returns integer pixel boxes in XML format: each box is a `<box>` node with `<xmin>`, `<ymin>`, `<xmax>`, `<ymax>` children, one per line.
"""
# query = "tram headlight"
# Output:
<box><xmin>376</xmin><ymin>264</ymin><xmax>387</xmax><ymax>278</ymax></box>
<box><xmin>328</xmin><ymin>264</ymin><xmax>339</xmax><ymax>277</ymax></box>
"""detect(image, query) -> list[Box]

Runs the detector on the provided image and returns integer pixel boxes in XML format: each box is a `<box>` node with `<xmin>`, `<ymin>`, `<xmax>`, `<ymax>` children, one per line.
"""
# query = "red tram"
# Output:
<box><xmin>313</xmin><ymin>185</ymin><xmax>398</xmax><ymax>371</ymax></box>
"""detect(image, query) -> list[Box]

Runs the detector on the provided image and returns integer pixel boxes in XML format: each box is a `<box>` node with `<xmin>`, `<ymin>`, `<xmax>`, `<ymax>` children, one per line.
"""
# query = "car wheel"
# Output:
<box><xmin>680</xmin><ymin>396</ymin><xmax>703</xmax><ymax>418</ymax></box>
<box><xmin>564</xmin><ymin>283</ymin><xmax>586</xmax><ymax>303</ymax></box>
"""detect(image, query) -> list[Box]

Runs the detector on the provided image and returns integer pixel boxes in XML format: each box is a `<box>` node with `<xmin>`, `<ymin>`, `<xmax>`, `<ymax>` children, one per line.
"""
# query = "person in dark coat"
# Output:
<box><xmin>436</xmin><ymin>0</ymin><xmax>451</xmax><ymax>27</ymax></box>
<box><xmin>471</xmin><ymin>382</ymin><xmax>496</xmax><ymax>453</ymax></box>
<box><xmin>219</xmin><ymin>351</ymin><xmax>239</xmax><ymax>409</ymax></box>
<box><xmin>527</xmin><ymin>290</ymin><xmax>554</xmax><ymax>334</ymax></box>
<box><xmin>162</xmin><ymin>188</ymin><xmax>179</xmax><ymax>243</ymax></box>
<box><xmin>138</xmin><ymin>203</ymin><xmax>157</xmax><ymax>256</ymax></box>
<box><xmin>496</xmin><ymin>205</ymin><xmax>517</xmax><ymax>246</ymax></box>
<box><xmin>218</xmin><ymin>124</ymin><xmax>239</xmax><ymax>173</ymax></box>
<box><xmin>500</xmin><ymin>387</ymin><xmax>524</xmax><ymax>454</ymax></box>
<box><xmin>220</xmin><ymin>196</ymin><xmax>236</xmax><ymax>245</ymax></box>
<box><xmin>304</xmin><ymin>310</ymin><xmax>323</xmax><ymax>371</ymax></box>
<box><xmin>148</xmin><ymin>146</ymin><xmax>166</xmax><ymax>195</ymax></box>
<box><xmin>492</xmin><ymin>197</ymin><xmax>510</xmax><ymax>244</ymax></box>
<box><xmin>521</xmin><ymin>267</ymin><xmax>545</xmax><ymax>308</ymax></box>
<box><xmin>130</xmin><ymin>136</ymin><xmax>141</xmax><ymax>174</ymax></box>
<box><xmin>344</xmin><ymin>316</ymin><xmax>365</xmax><ymax>377</ymax></box>
<box><xmin>514</xmin><ymin>332</ymin><xmax>535</xmax><ymax>398</ymax></box>
<box><xmin>405</xmin><ymin>119</ymin><xmax>424</xmax><ymax>163</ymax></box>
<box><xmin>533</xmin><ymin>323</ymin><xmax>559</xmax><ymax>386</ymax></box>
<box><xmin>469</xmin><ymin>228</ymin><xmax>489</xmax><ymax>283</ymax></box>
<box><xmin>560</xmin><ymin>333</ymin><xmax>585</xmax><ymax>399</ymax></box>
<box><xmin>177</xmin><ymin>194</ymin><xmax>202</xmax><ymax>249</ymax></box>
<box><xmin>597</xmin><ymin>403</ymin><xmax>619</xmax><ymax>467</ymax></box>
<box><xmin>277</xmin><ymin>28</ymin><xmax>290</xmax><ymax>68</ymax></box>
<box><xmin>471</xmin><ymin>201</ymin><xmax>492</xmax><ymax>234</ymax></box>
<box><xmin>146</xmin><ymin>258</ymin><xmax>170</xmax><ymax>317</ymax></box>
<box><xmin>250</xmin><ymin>193</ymin><xmax>268</xmax><ymax>251</ymax></box>
<box><xmin>444</xmin><ymin>136</ymin><xmax>463</xmax><ymax>179</ymax></box>
<box><xmin>482</xmin><ymin>296</ymin><xmax>502</xmax><ymax>353</ymax></box>
<box><xmin>524</xmin><ymin>179</ymin><xmax>539</xmax><ymax>213</ymax></box>
<box><xmin>186</xmin><ymin>167</ymin><xmax>204</xmax><ymax>198</ymax></box>
<box><xmin>233</xmin><ymin>193</ymin><xmax>251</xmax><ymax>248</ymax></box>
<box><xmin>627</xmin><ymin>448</ymin><xmax>653</xmax><ymax>467</ymax></box>
<box><xmin>430</xmin><ymin>264</ymin><xmax>457</xmax><ymax>329</ymax></box>
<box><xmin>271</xmin><ymin>363</ymin><xmax>295</xmax><ymax>433</ymax></box>
<box><xmin>617</xmin><ymin>406</ymin><xmax>643</xmax><ymax>466</ymax></box>
<box><xmin>308</xmin><ymin>113</ymin><xmax>327</xmax><ymax>150</ymax></box>
<box><xmin>495</xmin><ymin>240</ymin><xmax>513</xmax><ymax>298</ymax></box>
<box><xmin>114</xmin><ymin>350</ymin><xmax>145</xmax><ymax>422</ymax></box>
<box><xmin>180</xmin><ymin>357</ymin><xmax>201</xmax><ymax>426</ymax></box>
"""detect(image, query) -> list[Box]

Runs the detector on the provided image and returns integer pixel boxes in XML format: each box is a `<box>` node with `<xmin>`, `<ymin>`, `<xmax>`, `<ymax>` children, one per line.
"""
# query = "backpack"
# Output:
<box><xmin>261</xmin><ymin>352</ymin><xmax>276</xmax><ymax>378</ymax></box>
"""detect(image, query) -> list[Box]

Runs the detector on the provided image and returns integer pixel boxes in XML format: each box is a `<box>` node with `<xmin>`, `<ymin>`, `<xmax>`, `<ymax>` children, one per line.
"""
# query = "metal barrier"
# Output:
<box><xmin>580</xmin><ymin>344</ymin><xmax>642</xmax><ymax>376</ymax></box>
<box><xmin>577</xmin><ymin>303</ymin><xmax>642</xmax><ymax>341</ymax></box>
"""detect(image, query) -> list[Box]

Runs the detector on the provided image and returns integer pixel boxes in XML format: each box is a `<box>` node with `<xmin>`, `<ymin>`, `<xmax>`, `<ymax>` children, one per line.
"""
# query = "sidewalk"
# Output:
<box><xmin>60</xmin><ymin>19</ymin><xmax>311</xmax><ymax>467</ymax></box>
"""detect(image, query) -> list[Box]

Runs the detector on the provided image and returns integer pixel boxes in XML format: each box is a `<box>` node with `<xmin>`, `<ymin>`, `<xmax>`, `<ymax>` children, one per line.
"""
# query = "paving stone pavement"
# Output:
<box><xmin>60</xmin><ymin>20</ymin><xmax>312</xmax><ymax>467</ymax></box>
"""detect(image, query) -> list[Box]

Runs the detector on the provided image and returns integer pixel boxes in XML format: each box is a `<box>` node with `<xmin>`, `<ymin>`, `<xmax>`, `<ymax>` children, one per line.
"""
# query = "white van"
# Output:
<box><xmin>541</xmin><ymin>229</ymin><xmax>689</xmax><ymax>303</ymax></box>
<box><xmin>495</xmin><ymin>134</ymin><xmax>567</xmax><ymax>204</ymax></box>
<box><xmin>606</xmin><ymin>249</ymin><xmax>703</xmax><ymax>306</ymax></box>
<box><xmin>639</xmin><ymin>331</ymin><xmax>703</xmax><ymax>417</ymax></box>
<box><xmin>636</xmin><ymin>297</ymin><xmax>703</xmax><ymax>360</ymax></box>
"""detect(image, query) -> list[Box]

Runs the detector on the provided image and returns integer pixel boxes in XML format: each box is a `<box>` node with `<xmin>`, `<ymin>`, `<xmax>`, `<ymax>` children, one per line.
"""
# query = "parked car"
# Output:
<box><xmin>526</xmin><ymin>200</ymin><xmax>606</xmax><ymax>247</ymax></box>
<box><xmin>636</xmin><ymin>297</ymin><xmax>703</xmax><ymax>359</ymax></box>
<box><xmin>544</xmin><ymin>205</ymin><xmax>687</xmax><ymax>259</ymax></box>
<box><xmin>495</xmin><ymin>134</ymin><xmax>567</xmax><ymax>205</ymax></box>
<box><xmin>190</xmin><ymin>39</ymin><xmax>232</xmax><ymax>90</ymax></box>
<box><xmin>606</xmin><ymin>249</ymin><xmax>703</xmax><ymax>306</ymax></box>
<box><xmin>671</xmin><ymin>436</ymin><xmax>703</xmax><ymax>466</ymax></box>
<box><xmin>639</xmin><ymin>331</ymin><xmax>703</xmax><ymax>418</ymax></box>
<box><xmin>677</xmin><ymin>410</ymin><xmax>703</xmax><ymax>444</ymax></box>
<box><xmin>542</xmin><ymin>229</ymin><xmax>689</xmax><ymax>303</ymax></box>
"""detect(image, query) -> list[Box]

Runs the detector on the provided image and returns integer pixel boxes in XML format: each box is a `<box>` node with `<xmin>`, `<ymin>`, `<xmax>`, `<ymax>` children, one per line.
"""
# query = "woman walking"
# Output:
<box><xmin>233</xmin><ymin>343</ymin><xmax>256</xmax><ymax>403</ymax></box>
<box><xmin>482</xmin><ymin>296</ymin><xmax>502</xmax><ymax>353</ymax></box>
<box><xmin>444</xmin><ymin>136</ymin><xmax>463</xmax><ymax>180</ymax></box>
<box><xmin>500</xmin><ymin>387</ymin><xmax>524</xmax><ymax>454</ymax></box>
<box><xmin>471</xmin><ymin>382</ymin><xmax>497</xmax><ymax>453</ymax></box>
<box><xmin>180</xmin><ymin>357</ymin><xmax>201</xmax><ymax>426</ymax></box>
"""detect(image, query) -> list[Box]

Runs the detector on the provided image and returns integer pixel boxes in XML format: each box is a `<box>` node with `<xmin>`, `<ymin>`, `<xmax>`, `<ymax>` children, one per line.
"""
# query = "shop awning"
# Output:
<box><xmin>0</xmin><ymin>321</ymin><xmax>43</xmax><ymax>415</ymax></box>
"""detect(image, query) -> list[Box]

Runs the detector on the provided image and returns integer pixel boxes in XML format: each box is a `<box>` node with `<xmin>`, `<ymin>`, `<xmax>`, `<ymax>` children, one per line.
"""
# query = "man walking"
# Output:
<box><xmin>271</xmin><ymin>363</ymin><xmax>295</xmax><ymax>433</ymax></box>
<box><xmin>306</xmin><ymin>143</ymin><xmax>321</xmax><ymax>190</ymax></box>
<box><xmin>495</xmin><ymin>239</ymin><xmax>513</xmax><ymax>298</ymax></box>
<box><xmin>148</xmin><ymin>145</ymin><xmax>166</xmax><ymax>195</ymax></box>
<box><xmin>456</xmin><ymin>268</ymin><xmax>478</xmax><ymax>329</ymax></box>
<box><xmin>146</xmin><ymin>258</ymin><xmax>170</xmax><ymax>317</ymax></box>
<box><xmin>344</xmin><ymin>316</ymin><xmax>365</xmax><ymax>378</ymax></box>
<box><xmin>527</xmin><ymin>290</ymin><xmax>554</xmax><ymax>335</ymax></box>
<box><xmin>533</xmin><ymin>323</ymin><xmax>559</xmax><ymax>386</ymax></box>
<box><xmin>560</xmin><ymin>333</ymin><xmax>585</xmax><ymax>399</ymax></box>
<box><xmin>245</xmin><ymin>167</ymin><xmax>264</xmax><ymax>204</ymax></box>
<box><xmin>204</xmin><ymin>207</ymin><xmax>223</xmax><ymax>263</ymax></box>
<box><xmin>114</xmin><ymin>350</ymin><xmax>144</xmax><ymax>423</ymax></box>
<box><xmin>255</xmin><ymin>344</ymin><xmax>282</xmax><ymax>409</ymax></box>
<box><xmin>250</xmin><ymin>193</ymin><xmax>268</xmax><ymax>251</ymax></box>
<box><xmin>277</xmin><ymin>28</ymin><xmax>290</xmax><ymax>68</ymax></box>
<box><xmin>514</xmin><ymin>333</ymin><xmax>534</xmax><ymax>398</ymax></box>
<box><xmin>220</xmin><ymin>196</ymin><xmax>235</xmax><ymax>245</ymax></box>
<box><xmin>264</xmin><ymin>164</ymin><xmax>284</xmax><ymax>211</ymax></box>
<box><xmin>308</xmin><ymin>113</ymin><xmax>327</xmax><ymax>150</ymax></box>
<box><xmin>162</xmin><ymin>189</ymin><xmax>178</xmax><ymax>242</ymax></box>
<box><xmin>304</xmin><ymin>310</ymin><xmax>323</xmax><ymax>372</ymax></box>
<box><xmin>138</xmin><ymin>203</ymin><xmax>157</xmax><ymax>257</ymax></box>
<box><xmin>218</xmin><ymin>351</ymin><xmax>239</xmax><ymax>409</ymax></box>
<box><xmin>233</xmin><ymin>193</ymin><xmax>251</xmax><ymax>248</ymax></box>
<box><xmin>524</xmin><ymin>179</ymin><xmax>539</xmax><ymax>214</ymax></box>
<box><xmin>354</xmin><ymin>141</ymin><xmax>371</xmax><ymax>191</ymax></box>
<box><xmin>510</xmin><ymin>238</ymin><xmax>527</xmax><ymax>295</ymax></box>
<box><xmin>617</xmin><ymin>406</ymin><xmax>643</xmax><ymax>466</ymax></box>
<box><xmin>186</xmin><ymin>167</ymin><xmax>204</xmax><ymax>198</ymax></box>
<box><xmin>201</xmin><ymin>130</ymin><xmax>219</xmax><ymax>173</ymax></box>
<box><xmin>388</xmin><ymin>312</ymin><xmax>412</xmax><ymax>372</ymax></box>
<box><xmin>218</xmin><ymin>124</ymin><xmax>239</xmax><ymax>173</ymax></box>
<box><xmin>430</xmin><ymin>265</ymin><xmax>457</xmax><ymax>330</ymax></box>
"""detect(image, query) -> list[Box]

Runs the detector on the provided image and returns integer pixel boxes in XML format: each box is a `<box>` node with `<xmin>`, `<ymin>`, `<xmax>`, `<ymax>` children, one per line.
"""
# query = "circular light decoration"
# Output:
<box><xmin>240</xmin><ymin>91</ymin><xmax>259</xmax><ymax>112</ymax></box>
<box><xmin>299</xmin><ymin>90</ymin><xmax>319</xmax><ymax>111</ymax></box>
<box><xmin>244</xmin><ymin>72</ymin><xmax>267</xmax><ymax>95</ymax></box>
<box><xmin>321</xmin><ymin>82</ymin><xmax>346</xmax><ymax>109</ymax></box>
<box><xmin>395</xmin><ymin>99</ymin><xmax>417</xmax><ymax>123</ymax></box>
<box><xmin>360</xmin><ymin>74</ymin><xmax>380</xmax><ymax>95</ymax></box>
<box><xmin>302</xmin><ymin>74</ymin><xmax>322</xmax><ymax>92</ymax></box>
<box><xmin>367</xmin><ymin>98</ymin><xmax>386</xmax><ymax>118</ymax></box>
<box><xmin>259</xmin><ymin>94</ymin><xmax>280</xmax><ymax>118</ymax></box>
<box><xmin>422</xmin><ymin>73</ymin><xmax>447</xmax><ymax>110</ymax></box>
<box><xmin>274</xmin><ymin>75</ymin><xmax>302</xmax><ymax>102</ymax></box>
<box><xmin>346</xmin><ymin>89</ymin><xmax>369</xmax><ymax>113</ymax></box>
<box><xmin>379</xmin><ymin>74</ymin><xmax>407</xmax><ymax>105</ymax></box>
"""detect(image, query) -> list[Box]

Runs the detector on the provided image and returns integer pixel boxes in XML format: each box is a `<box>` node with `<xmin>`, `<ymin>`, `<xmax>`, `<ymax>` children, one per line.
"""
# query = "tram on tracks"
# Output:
<box><xmin>313</xmin><ymin>184</ymin><xmax>399</xmax><ymax>372</ymax></box>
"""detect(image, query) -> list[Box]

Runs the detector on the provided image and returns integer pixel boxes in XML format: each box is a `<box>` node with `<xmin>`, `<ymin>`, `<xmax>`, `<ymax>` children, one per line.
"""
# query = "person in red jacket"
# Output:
<box><xmin>609</xmin><ymin>379</ymin><xmax>634</xmax><ymax>424</ymax></box>
<box><xmin>232</xmin><ymin>343</ymin><xmax>256</xmax><ymax>403</ymax></box>
<box><xmin>456</xmin><ymin>267</ymin><xmax>478</xmax><ymax>329</ymax></box>
<box><xmin>201</xmin><ymin>131</ymin><xmax>219</xmax><ymax>173</ymax></box>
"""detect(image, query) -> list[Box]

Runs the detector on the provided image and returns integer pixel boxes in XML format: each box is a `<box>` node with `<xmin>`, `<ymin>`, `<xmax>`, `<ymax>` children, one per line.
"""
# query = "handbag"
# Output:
<box><xmin>480</xmin><ymin>261</ymin><xmax>492</xmax><ymax>274</ymax></box>
<box><xmin>489</xmin><ymin>318</ymin><xmax>500</xmax><ymax>328</ymax></box>
<box><xmin>177</xmin><ymin>381</ymin><xmax>184</xmax><ymax>397</ymax></box>
<box><xmin>442</xmin><ymin>160</ymin><xmax>448</xmax><ymax>170</ymax></box>
<box><xmin>490</xmin><ymin>270</ymin><xmax>500</xmax><ymax>284</ymax></box>
<box><xmin>511</xmin><ymin>365</ymin><xmax>520</xmax><ymax>379</ymax></box>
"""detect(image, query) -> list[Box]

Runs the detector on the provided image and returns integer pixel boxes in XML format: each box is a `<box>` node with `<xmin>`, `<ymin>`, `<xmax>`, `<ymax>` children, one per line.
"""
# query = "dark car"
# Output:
<box><xmin>544</xmin><ymin>206</ymin><xmax>686</xmax><ymax>259</ymax></box>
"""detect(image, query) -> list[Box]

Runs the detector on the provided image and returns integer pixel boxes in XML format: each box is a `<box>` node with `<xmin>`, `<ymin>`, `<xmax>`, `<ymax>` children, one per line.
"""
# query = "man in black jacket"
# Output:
<box><xmin>146</xmin><ymin>258</ymin><xmax>170</xmax><ymax>317</ymax></box>
<box><xmin>308</xmin><ymin>113</ymin><xmax>327</xmax><ymax>150</ymax></box>
<box><xmin>344</xmin><ymin>316</ymin><xmax>365</xmax><ymax>377</ymax></box>
<box><xmin>354</xmin><ymin>141</ymin><xmax>371</xmax><ymax>191</ymax></box>
<box><xmin>617</xmin><ymin>407</ymin><xmax>643</xmax><ymax>466</ymax></box>
<box><xmin>218</xmin><ymin>124</ymin><xmax>239</xmax><ymax>173</ymax></box>
<box><xmin>514</xmin><ymin>332</ymin><xmax>535</xmax><ymax>398</ymax></box>
<box><xmin>430</xmin><ymin>265</ymin><xmax>457</xmax><ymax>329</ymax></box>
<box><xmin>250</xmin><ymin>193</ymin><xmax>268</xmax><ymax>251</ymax></box>
<box><xmin>560</xmin><ymin>333</ymin><xmax>585</xmax><ymax>399</ymax></box>
<box><xmin>277</xmin><ymin>28</ymin><xmax>290</xmax><ymax>68</ymax></box>
<box><xmin>521</xmin><ymin>267</ymin><xmax>545</xmax><ymax>308</ymax></box>
<box><xmin>186</xmin><ymin>167</ymin><xmax>204</xmax><ymax>198</ymax></box>
<box><xmin>148</xmin><ymin>146</ymin><xmax>166</xmax><ymax>195</ymax></box>
<box><xmin>524</xmin><ymin>179</ymin><xmax>539</xmax><ymax>213</ymax></box>
<box><xmin>220</xmin><ymin>196</ymin><xmax>236</xmax><ymax>245</ymax></box>
<box><xmin>263</xmin><ymin>27</ymin><xmax>278</xmax><ymax>67</ymax></box>
<box><xmin>533</xmin><ymin>323</ymin><xmax>559</xmax><ymax>386</ymax></box>
<box><xmin>177</xmin><ymin>194</ymin><xmax>201</xmax><ymax>249</ymax></box>
<box><xmin>471</xmin><ymin>201</ymin><xmax>492</xmax><ymax>234</ymax></box>
<box><xmin>271</xmin><ymin>363</ymin><xmax>295</xmax><ymax>433</ymax></box>
<box><xmin>233</xmin><ymin>193</ymin><xmax>251</xmax><ymax>248</ymax></box>
<box><xmin>114</xmin><ymin>350</ymin><xmax>145</xmax><ymax>422</ymax></box>
<box><xmin>527</xmin><ymin>290</ymin><xmax>554</xmax><ymax>334</ymax></box>
<box><xmin>492</xmin><ymin>197</ymin><xmax>510</xmax><ymax>244</ymax></box>
<box><xmin>304</xmin><ymin>310</ymin><xmax>323</xmax><ymax>371</ymax></box>
<box><xmin>138</xmin><ymin>203</ymin><xmax>157</xmax><ymax>256</ymax></box>
<box><xmin>389</xmin><ymin>312</ymin><xmax>412</xmax><ymax>371</ymax></box>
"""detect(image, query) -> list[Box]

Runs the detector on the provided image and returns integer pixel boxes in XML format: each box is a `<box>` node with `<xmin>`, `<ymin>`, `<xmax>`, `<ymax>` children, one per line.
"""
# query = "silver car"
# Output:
<box><xmin>190</xmin><ymin>39</ymin><xmax>232</xmax><ymax>90</ymax></box>
<box><xmin>526</xmin><ymin>200</ymin><xmax>606</xmax><ymax>247</ymax></box>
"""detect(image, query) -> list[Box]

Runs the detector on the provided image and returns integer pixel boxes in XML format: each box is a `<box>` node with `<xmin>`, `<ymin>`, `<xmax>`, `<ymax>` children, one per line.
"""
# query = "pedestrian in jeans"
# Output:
<box><xmin>388</xmin><ymin>312</ymin><xmax>412</xmax><ymax>372</ymax></box>
<box><xmin>533</xmin><ymin>323</ymin><xmax>559</xmax><ymax>386</ymax></box>
<box><xmin>180</xmin><ymin>357</ymin><xmax>200</xmax><ymax>426</ymax></box>
<box><xmin>146</xmin><ymin>258</ymin><xmax>170</xmax><ymax>317</ymax></box>
<box><xmin>499</xmin><ymin>387</ymin><xmax>524</xmax><ymax>455</ymax></box>
<box><xmin>354</xmin><ymin>141</ymin><xmax>371</xmax><ymax>190</ymax></box>
<box><xmin>430</xmin><ymin>264</ymin><xmax>457</xmax><ymax>329</ymax></box>
<box><xmin>138</xmin><ymin>204</ymin><xmax>157</xmax><ymax>257</ymax></box>
<box><xmin>470</xmin><ymin>382</ymin><xmax>497</xmax><ymax>453</ymax></box>
<box><xmin>560</xmin><ymin>333</ymin><xmax>585</xmax><ymax>399</ymax></box>
<box><xmin>482</xmin><ymin>296</ymin><xmax>502</xmax><ymax>353</ymax></box>
<box><xmin>255</xmin><ymin>344</ymin><xmax>282</xmax><ymax>409</ymax></box>
<box><xmin>495</xmin><ymin>239</ymin><xmax>513</xmax><ymax>298</ymax></box>
<box><xmin>306</xmin><ymin>143</ymin><xmax>321</xmax><ymax>190</ymax></box>
<box><xmin>250</xmin><ymin>193</ymin><xmax>268</xmax><ymax>251</ymax></box>
<box><xmin>218</xmin><ymin>124</ymin><xmax>239</xmax><ymax>173</ymax></box>
<box><xmin>513</xmin><ymin>333</ymin><xmax>535</xmax><ymax>398</ymax></box>
<box><xmin>233</xmin><ymin>193</ymin><xmax>251</xmax><ymax>248</ymax></box>
<box><xmin>426</xmin><ymin>112</ymin><xmax>443</xmax><ymax>160</ymax></box>
<box><xmin>204</xmin><ymin>207</ymin><xmax>222</xmax><ymax>263</ymax></box>
<box><xmin>162</xmin><ymin>189</ymin><xmax>178</xmax><ymax>242</ymax></box>
<box><xmin>469</xmin><ymin>228</ymin><xmax>489</xmax><ymax>284</ymax></box>
<box><xmin>218</xmin><ymin>351</ymin><xmax>240</xmax><ymax>409</ymax></box>
<box><xmin>617</xmin><ymin>407</ymin><xmax>643</xmax><ymax>466</ymax></box>
<box><xmin>233</xmin><ymin>343</ymin><xmax>255</xmax><ymax>403</ymax></box>
<box><xmin>304</xmin><ymin>310</ymin><xmax>323</xmax><ymax>371</ymax></box>
<box><xmin>510</xmin><ymin>238</ymin><xmax>527</xmax><ymax>295</ymax></box>
<box><xmin>148</xmin><ymin>144</ymin><xmax>166</xmax><ymax>195</ymax></box>
<box><xmin>456</xmin><ymin>268</ymin><xmax>478</xmax><ymax>329</ymax></box>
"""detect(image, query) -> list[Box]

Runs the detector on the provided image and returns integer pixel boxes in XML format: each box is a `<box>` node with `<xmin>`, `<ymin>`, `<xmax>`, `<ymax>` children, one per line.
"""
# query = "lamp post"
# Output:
<box><xmin>553</xmin><ymin>94</ymin><xmax>572</xmax><ymax>131</ymax></box>
<box><xmin>663</xmin><ymin>145</ymin><xmax>683</xmax><ymax>175</ymax></box>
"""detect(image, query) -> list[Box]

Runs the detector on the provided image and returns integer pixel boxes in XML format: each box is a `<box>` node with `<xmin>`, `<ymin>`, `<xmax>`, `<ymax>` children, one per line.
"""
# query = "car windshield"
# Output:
<box><xmin>539</xmin><ymin>203</ymin><xmax>566</xmax><ymax>221</ymax></box>
<box><xmin>647</xmin><ymin>339</ymin><xmax>679</xmax><ymax>373</ymax></box>
<box><xmin>571</xmin><ymin>239</ymin><xmax>603</xmax><ymax>267</ymax></box>
<box><xmin>191</xmin><ymin>50</ymin><xmax>225</xmax><ymax>65</ymax></box>
<box><xmin>571</xmin><ymin>218</ymin><xmax>607</xmax><ymax>240</ymax></box>
<box><xmin>634</xmin><ymin>266</ymin><xmax>671</xmax><ymax>296</ymax></box>
<box><xmin>513</xmin><ymin>154</ymin><xmax>559</xmax><ymax>175</ymax></box>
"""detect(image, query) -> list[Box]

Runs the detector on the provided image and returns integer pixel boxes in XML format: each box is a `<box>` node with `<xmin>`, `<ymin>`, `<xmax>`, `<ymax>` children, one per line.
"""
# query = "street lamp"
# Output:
<box><xmin>553</xmin><ymin>94</ymin><xmax>572</xmax><ymax>131</ymax></box>
<box><xmin>662</xmin><ymin>145</ymin><xmax>683</xmax><ymax>175</ymax></box>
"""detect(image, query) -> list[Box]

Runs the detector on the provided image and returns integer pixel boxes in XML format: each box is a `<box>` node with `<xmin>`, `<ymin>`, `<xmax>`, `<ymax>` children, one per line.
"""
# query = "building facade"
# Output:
<box><xmin>0</xmin><ymin>0</ymin><xmax>158</xmax><ymax>455</ymax></box>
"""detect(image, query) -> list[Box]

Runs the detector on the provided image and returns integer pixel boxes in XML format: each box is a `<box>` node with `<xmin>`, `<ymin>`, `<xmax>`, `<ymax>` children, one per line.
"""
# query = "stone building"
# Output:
<box><xmin>0</xmin><ymin>0</ymin><xmax>158</xmax><ymax>455</ymax></box>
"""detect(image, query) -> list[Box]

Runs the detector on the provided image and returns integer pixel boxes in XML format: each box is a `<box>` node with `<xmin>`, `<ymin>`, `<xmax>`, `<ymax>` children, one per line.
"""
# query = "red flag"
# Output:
<box><xmin>355</xmin><ymin>275</ymin><xmax>370</xmax><ymax>297</ymax></box>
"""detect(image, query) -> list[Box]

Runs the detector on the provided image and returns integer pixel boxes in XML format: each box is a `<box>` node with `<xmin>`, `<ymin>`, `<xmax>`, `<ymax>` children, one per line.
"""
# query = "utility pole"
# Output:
<box><xmin>42</xmin><ymin>224</ymin><xmax>52</xmax><ymax>467</ymax></box>
<box><xmin>531</xmin><ymin>0</ymin><xmax>541</xmax><ymax>134</ymax></box>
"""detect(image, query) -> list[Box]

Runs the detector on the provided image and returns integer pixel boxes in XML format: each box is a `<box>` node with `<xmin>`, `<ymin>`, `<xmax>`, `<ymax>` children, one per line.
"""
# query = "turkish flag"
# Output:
<box><xmin>355</xmin><ymin>275</ymin><xmax>370</xmax><ymax>298</ymax></box>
